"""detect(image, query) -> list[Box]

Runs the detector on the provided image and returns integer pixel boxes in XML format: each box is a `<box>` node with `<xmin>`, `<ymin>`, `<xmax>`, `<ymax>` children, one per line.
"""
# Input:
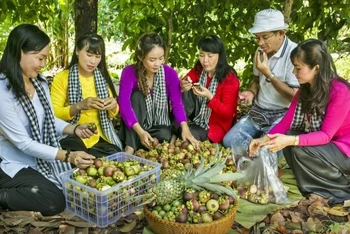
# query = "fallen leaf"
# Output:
<box><xmin>31</xmin><ymin>221</ymin><xmax>61</xmax><ymax>228</ymax></box>
<box><xmin>305</xmin><ymin>217</ymin><xmax>324</xmax><ymax>233</ymax></box>
<box><xmin>325</xmin><ymin>207</ymin><xmax>349</xmax><ymax>216</ymax></box>
<box><xmin>290</xmin><ymin>212</ymin><xmax>304</xmax><ymax>223</ymax></box>
<box><xmin>119</xmin><ymin>219</ymin><xmax>136</xmax><ymax>232</ymax></box>
<box><xmin>343</xmin><ymin>200</ymin><xmax>350</xmax><ymax>207</ymax></box>
<box><xmin>270</xmin><ymin>211</ymin><xmax>285</xmax><ymax>227</ymax></box>
<box><xmin>65</xmin><ymin>221</ymin><xmax>96</xmax><ymax>228</ymax></box>
<box><xmin>285</xmin><ymin>221</ymin><xmax>301</xmax><ymax>230</ymax></box>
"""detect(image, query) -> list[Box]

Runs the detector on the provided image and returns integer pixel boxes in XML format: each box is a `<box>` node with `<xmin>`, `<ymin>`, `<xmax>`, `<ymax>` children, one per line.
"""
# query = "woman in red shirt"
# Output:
<box><xmin>180</xmin><ymin>35</ymin><xmax>240</xmax><ymax>143</ymax></box>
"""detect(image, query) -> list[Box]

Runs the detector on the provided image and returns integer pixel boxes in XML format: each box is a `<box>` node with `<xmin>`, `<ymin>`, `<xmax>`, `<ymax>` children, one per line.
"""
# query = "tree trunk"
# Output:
<box><xmin>74</xmin><ymin>0</ymin><xmax>98</xmax><ymax>42</ymax></box>
<box><xmin>283</xmin><ymin>0</ymin><xmax>293</xmax><ymax>24</ymax></box>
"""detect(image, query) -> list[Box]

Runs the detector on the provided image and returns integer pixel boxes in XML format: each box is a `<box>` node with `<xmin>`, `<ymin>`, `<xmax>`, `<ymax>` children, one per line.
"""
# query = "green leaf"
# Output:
<box><xmin>210</xmin><ymin>172</ymin><xmax>245</xmax><ymax>183</ymax></box>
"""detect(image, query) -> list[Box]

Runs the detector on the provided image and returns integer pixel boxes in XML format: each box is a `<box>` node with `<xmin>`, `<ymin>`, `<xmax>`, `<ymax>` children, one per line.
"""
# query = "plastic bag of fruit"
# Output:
<box><xmin>230</xmin><ymin>127</ymin><xmax>253</xmax><ymax>165</ymax></box>
<box><xmin>236</xmin><ymin>146</ymin><xmax>287</xmax><ymax>204</ymax></box>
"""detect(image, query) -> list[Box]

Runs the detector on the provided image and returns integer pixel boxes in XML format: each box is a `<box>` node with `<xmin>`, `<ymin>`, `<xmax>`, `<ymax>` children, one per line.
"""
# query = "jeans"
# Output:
<box><xmin>223</xmin><ymin>114</ymin><xmax>283</xmax><ymax>157</ymax></box>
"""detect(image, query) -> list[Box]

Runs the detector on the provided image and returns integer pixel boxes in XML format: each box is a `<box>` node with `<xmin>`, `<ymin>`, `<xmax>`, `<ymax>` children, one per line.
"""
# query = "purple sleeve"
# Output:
<box><xmin>118</xmin><ymin>65</ymin><xmax>139</xmax><ymax>129</ymax></box>
<box><xmin>268</xmin><ymin>93</ymin><xmax>298</xmax><ymax>134</ymax></box>
<box><xmin>164</xmin><ymin>65</ymin><xmax>187</xmax><ymax>126</ymax></box>
<box><xmin>298</xmin><ymin>81</ymin><xmax>350</xmax><ymax>145</ymax></box>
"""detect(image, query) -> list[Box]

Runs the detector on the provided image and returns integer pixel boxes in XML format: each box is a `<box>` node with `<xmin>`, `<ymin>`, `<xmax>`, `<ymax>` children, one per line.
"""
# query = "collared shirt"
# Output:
<box><xmin>0</xmin><ymin>74</ymin><xmax>69</xmax><ymax>178</ymax></box>
<box><xmin>253</xmin><ymin>36</ymin><xmax>299</xmax><ymax>110</ymax></box>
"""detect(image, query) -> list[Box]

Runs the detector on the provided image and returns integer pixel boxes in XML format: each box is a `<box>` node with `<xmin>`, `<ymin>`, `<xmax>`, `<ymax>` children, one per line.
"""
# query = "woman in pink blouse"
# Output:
<box><xmin>249</xmin><ymin>39</ymin><xmax>350</xmax><ymax>204</ymax></box>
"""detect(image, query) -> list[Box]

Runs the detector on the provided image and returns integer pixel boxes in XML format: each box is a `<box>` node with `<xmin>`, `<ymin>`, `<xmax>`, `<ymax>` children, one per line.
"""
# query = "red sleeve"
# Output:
<box><xmin>207</xmin><ymin>72</ymin><xmax>240</xmax><ymax>118</ymax></box>
<box><xmin>182</xmin><ymin>66</ymin><xmax>202</xmax><ymax>83</ymax></box>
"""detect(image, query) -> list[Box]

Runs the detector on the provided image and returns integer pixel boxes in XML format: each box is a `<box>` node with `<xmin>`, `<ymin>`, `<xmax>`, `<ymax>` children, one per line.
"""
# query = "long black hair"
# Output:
<box><xmin>194</xmin><ymin>35</ymin><xmax>237</xmax><ymax>82</ymax></box>
<box><xmin>134</xmin><ymin>32</ymin><xmax>166</xmax><ymax>96</ymax></box>
<box><xmin>290</xmin><ymin>39</ymin><xmax>350</xmax><ymax>114</ymax></box>
<box><xmin>68</xmin><ymin>32</ymin><xmax>117</xmax><ymax>98</ymax></box>
<box><xmin>0</xmin><ymin>24</ymin><xmax>50</xmax><ymax>100</ymax></box>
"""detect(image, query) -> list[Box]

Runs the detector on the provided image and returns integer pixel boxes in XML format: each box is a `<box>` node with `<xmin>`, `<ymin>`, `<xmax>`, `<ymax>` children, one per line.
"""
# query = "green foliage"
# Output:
<box><xmin>105</xmin><ymin>0</ymin><xmax>350</xmax><ymax>89</ymax></box>
<box><xmin>0</xmin><ymin>0</ymin><xmax>350</xmax><ymax>88</ymax></box>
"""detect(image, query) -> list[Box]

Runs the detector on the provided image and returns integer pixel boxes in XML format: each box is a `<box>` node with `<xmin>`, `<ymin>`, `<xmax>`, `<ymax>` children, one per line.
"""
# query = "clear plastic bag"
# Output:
<box><xmin>231</xmin><ymin>127</ymin><xmax>252</xmax><ymax>165</ymax></box>
<box><xmin>236</xmin><ymin>146</ymin><xmax>287</xmax><ymax>204</ymax></box>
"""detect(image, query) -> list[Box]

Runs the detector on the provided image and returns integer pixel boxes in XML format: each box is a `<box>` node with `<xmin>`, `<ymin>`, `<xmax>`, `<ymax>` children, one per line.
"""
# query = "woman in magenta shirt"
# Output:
<box><xmin>118</xmin><ymin>33</ymin><xmax>198</xmax><ymax>154</ymax></box>
<box><xmin>249</xmin><ymin>39</ymin><xmax>350</xmax><ymax>204</ymax></box>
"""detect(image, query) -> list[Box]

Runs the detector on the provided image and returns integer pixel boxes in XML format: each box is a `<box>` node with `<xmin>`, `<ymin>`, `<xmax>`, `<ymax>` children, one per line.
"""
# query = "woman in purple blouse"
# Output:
<box><xmin>249</xmin><ymin>39</ymin><xmax>350</xmax><ymax>204</ymax></box>
<box><xmin>118</xmin><ymin>33</ymin><xmax>198</xmax><ymax>154</ymax></box>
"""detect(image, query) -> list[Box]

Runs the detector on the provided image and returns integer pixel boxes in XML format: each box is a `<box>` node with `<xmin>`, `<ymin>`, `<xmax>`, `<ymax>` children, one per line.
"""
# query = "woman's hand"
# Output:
<box><xmin>74</xmin><ymin>124</ymin><xmax>98</xmax><ymax>139</ymax></box>
<box><xmin>70</xmin><ymin>151</ymin><xmax>95</xmax><ymax>169</ymax></box>
<box><xmin>248</xmin><ymin>135</ymin><xmax>269</xmax><ymax>157</ymax></box>
<box><xmin>260</xmin><ymin>134</ymin><xmax>296</xmax><ymax>153</ymax></box>
<box><xmin>101</xmin><ymin>97</ymin><xmax>118</xmax><ymax>111</ymax></box>
<box><xmin>180</xmin><ymin>77</ymin><xmax>193</xmax><ymax>92</ymax></box>
<box><xmin>192</xmin><ymin>85</ymin><xmax>213</xmax><ymax>100</ymax></box>
<box><xmin>138</xmin><ymin>130</ymin><xmax>154</xmax><ymax>149</ymax></box>
<box><xmin>76</xmin><ymin>97</ymin><xmax>105</xmax><ymax>111</ymax></box>
<box><xmin>180</xmin><ymin>122</ymin><xmax>200</xmax><ymax>150</ymax></box>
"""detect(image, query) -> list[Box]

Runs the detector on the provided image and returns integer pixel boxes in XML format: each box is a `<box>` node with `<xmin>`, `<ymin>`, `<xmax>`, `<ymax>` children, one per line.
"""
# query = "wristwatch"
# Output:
<box><xmin>265</xmin><ymin>73</ymin><xmax>275</xmax><ymax>83</ymax></box>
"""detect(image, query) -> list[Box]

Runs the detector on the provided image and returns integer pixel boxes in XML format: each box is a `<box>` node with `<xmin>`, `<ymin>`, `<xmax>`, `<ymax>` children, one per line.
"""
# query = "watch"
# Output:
<box><xmin>266</xmin><ymin>73</ymin><xmax>275</xmax><ymax>83</ymax></box>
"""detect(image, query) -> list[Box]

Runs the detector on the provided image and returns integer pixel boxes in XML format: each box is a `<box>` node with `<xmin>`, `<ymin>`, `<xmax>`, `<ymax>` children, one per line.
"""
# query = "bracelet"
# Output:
<box><xmin>294</xmin><ymin>135</ymin><xmax>299</xmax><ymax>146</ymax></box>
<box><xmin>247</xmin><ymin>89</ymin><xmax>256</xmax><ymax>97</ymax></box>
<box><xmin>64</xmin><ymin>150</ymin><xmax>71</xmax><ymax>163</ymax></box>
<box><xmin>73</xmin><ymin>124</ymin><xmax>80</xmax><ymax>136</ymax></box>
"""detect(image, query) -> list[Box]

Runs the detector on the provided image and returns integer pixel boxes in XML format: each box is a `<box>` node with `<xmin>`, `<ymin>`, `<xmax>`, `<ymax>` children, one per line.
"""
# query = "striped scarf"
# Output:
<box><xmin>291</xmin><ymin>102</ymin><xmax>324</xmax><ymax>132</ymax></box>
<box><xmin>192</xmin><ymin>70</ymin><xmax>219</xmax><ymax>130</ymax></box>
<box><xmin>67</xmin><ymin>64</ymin><xmax>122</xmax><ymax>149</ymax></box>
<box><xmin>18</xmin><ymin>77</ymin><xmax>71</xmax><ymax>188</ymax></box>
<box><xmin>144</xmin><ymin>65</ymin><xmax>171</xmax><ymax>130</ymax></box>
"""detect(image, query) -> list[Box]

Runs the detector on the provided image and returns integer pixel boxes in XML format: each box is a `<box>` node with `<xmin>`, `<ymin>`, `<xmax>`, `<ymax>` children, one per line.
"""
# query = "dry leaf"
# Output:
<box><xmin>290</xmin><ymin>213</ymin><xmax>304</xmax><ymax>223</ymax></box>
<box><xmin>270</xmin><ymin>211</ymin><xmax>285</xmax><ymax>227</ymax></box>
<box><xmin>305</xmin><ymin>217</ymin><xmax>323</xmax><ymax>233</ymax></box>
<box><xmin>119</xmin><ymin>219</ymin><xmax>136</xmax><ymax>232</ymax></box>
<box><xmin>343</xmin><ymin>200</ymin><xmax>350</xmax><ymax>207</ymax></box>
<box><xmin>285</xmin><ymin>221</ymin><xmax>302</xmax><ymax>230</ymax></box>
<box><xmin>31</xmin><ymin>221</ymin><xmax>61</xmax><ymax>228</ymax></box>
<box><xmin>325</xmin><ymin>207</ymin><xmax>349</xmax><ymax>216</ymax></box>
<box><xmin>65</xmin><ymin>221</ymin><xmax>96</xmax><ymax>228</ymax></box>
<box><xmin>291</xmin><ymin>230</ymin><xmax>303</xmax><ymax>234</ymax></box>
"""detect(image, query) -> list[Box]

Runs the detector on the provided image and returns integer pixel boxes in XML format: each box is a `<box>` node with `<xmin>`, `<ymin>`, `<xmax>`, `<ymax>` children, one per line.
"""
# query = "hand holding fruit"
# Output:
<box><xmin>76</xmin><ymin>97</ymin><xmax>105</xmax><ymax>111</ymax></box>
<box><xmin>70</xmin><ymin>151</ymin><xmax>95</xmax><ymax>169</ymax></box>
<box><xmin>101</xmin><ymin>97</ymin><xmax>118</xmax><ymax>110</ymax></box>
<box><xmin>180</xmin><ymin>77</ymin><xmax>193</xmax><ymax>92</ymax></box>
<box><xmin>74</xmin><ymin>123</ymin><xmax>98</xmax><ymax>139</ymax></box>
<box><xmin>192</xmin><ymin>85</ymin><xmax>213</xmax><ymax>100</ymax></box>
<box><xmin>139</xmin><ymin>130</ymin><xmax>154</xmax><ymax>149</ymax></box>
<box><xmin>248</xmin><ymin>135</ymin><xmax>269</xmax><ymax>157</ymax></box>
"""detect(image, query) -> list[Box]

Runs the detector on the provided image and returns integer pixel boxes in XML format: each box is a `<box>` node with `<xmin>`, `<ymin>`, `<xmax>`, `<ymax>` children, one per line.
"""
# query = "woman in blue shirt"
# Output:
<box><xmin>0</xmin><ymin>24</ymin><xmax>95</xmax><ymax>215</ymax></box>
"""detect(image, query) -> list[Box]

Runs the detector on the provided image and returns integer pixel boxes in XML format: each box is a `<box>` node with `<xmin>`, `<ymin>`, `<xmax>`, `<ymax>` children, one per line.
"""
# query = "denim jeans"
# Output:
<box><xmin>223</xmin><ymin>114</ymin><xmax>283</xmax><ymax>157</ymax></box>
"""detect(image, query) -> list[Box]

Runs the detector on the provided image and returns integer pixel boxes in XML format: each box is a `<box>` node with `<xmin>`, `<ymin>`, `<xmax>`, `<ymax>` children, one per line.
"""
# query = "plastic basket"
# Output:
<box><xmin>144</xmin><ymin>199</ymin><xmax>238</xmax><ymax>234</ymax></box>
<box><xmin>60</xmin><ymin>152</ymin><xmax>161</xmax><ymax>228</ymax></box>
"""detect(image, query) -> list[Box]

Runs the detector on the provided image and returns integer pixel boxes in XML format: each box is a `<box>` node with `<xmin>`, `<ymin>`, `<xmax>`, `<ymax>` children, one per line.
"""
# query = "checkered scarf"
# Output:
<box><xmin>67</xmin><ymin>64</ymin><xmax>122</xmax><ymax>149</ymax></box>
<box><xmin>192</xmin><ymin>70</ymin><xmax>219</xmax><ymax>130</ymax></box>
<box><xmin>144</xmin><ymin>65</ymin><xmax>171</xmax><ymax>130</ymax></box>
<box><xmin>18</xmin><ymin>77</ymin><xmax>71</xmax><ymax>188</ymax></box>
<box><xmin>291</xmin><ymin>102</ymin><xmax>324</xmax><ymax>132</ymax></box>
